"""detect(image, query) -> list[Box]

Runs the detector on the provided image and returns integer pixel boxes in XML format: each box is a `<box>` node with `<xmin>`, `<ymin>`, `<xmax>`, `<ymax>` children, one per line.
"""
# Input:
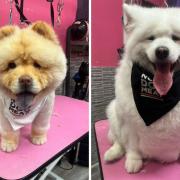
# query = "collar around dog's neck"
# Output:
<box><xmin>131</xmin><ymin>63</ymin><xmax>180</xmax><ymax>126</ymax></box>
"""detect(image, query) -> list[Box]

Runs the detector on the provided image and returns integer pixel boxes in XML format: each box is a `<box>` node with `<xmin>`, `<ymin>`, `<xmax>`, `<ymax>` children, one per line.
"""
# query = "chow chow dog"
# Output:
<box><xmin>104</xmin><ymin>4</ymin><xmax>180</xmax><ymax>173</ymax></box>
<box><xmin>0</xmin><ymin>21</ymin><xmax>67</xmax><ymax>152</ymax></box>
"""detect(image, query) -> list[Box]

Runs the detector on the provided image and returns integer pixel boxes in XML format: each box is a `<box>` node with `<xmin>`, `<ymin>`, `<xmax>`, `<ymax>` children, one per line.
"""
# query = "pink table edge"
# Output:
<box><xmin>94</xmin><ymin>120</ymin><xmax>106</xmax><ymax>180</ymax></box>
<box><xmin>24</xmin><ymin>132</ymin><xmax>88</xmax><ymax>180</ymax></box>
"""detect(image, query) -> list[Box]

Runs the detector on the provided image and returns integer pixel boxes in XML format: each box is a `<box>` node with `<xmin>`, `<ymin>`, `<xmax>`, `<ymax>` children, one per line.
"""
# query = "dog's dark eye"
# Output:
<box><xmin>172</xmin><ymin>35</ymin><xmax>180</xmax><ymax>41</ymax></box>
<box><xmin>8</xmin><ymin>62</ymin><xmax>16</xmax><ymax>69</ymax></box>
<box><xmin>147</xmin><ymin>36</ymin><xmax>155</xmax><ymax>41</ymax></box>
<box><xmin>34</xmin><ymin>62</ymin><xmax>41</xmax><ymax>69</ymax></box>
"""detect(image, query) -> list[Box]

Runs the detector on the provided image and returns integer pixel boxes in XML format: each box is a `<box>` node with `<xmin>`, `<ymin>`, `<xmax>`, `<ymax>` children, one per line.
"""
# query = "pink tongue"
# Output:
<box><xmin>153</xmin><ymin>63</ymin><xmax>173</xmax><ymax>96</ymax></box>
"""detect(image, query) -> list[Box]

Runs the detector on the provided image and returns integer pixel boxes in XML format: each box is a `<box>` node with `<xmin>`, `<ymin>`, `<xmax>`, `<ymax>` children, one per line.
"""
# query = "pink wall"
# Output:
<box><xmin>0</xmin><ymin>0</ymin><xmax>77</xmax><ymax>49</ymax></box>
<box><xmin>92</xmin><ymin>0</ymin><xmax>123</xmax><ymax>67</ymax></box>
<box><xmin>91</xmin><ymin>0</ymin><xmax>166</xmax><ymax>67</ymax></box>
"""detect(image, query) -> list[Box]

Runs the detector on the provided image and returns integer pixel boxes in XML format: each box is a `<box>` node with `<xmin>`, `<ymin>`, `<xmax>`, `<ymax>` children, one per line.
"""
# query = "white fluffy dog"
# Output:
<box><xmin>104</xmin><ymin>4</ymin><xmax>180</xmax><ymax>173</ymax></box>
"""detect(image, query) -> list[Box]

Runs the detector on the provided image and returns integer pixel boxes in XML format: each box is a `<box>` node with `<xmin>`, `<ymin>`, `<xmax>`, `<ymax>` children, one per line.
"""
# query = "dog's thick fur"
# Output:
<box><xmin>0</xmin><ymin>21</ymin><xmax>67</xmax><ymax>152</ymax></box>
<box><xmin>104</xmin><ymin>5</ymin><xmax>180</xmax><ymax>173</ymax></box>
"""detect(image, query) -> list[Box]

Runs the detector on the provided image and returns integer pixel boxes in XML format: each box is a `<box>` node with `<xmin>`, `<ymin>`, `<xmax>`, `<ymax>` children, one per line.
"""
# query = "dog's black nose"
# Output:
<box><xmin>155</xmin><ymin>46</ymin><xmax>169</xmax><ymax>60</ymax></box>
<box><xmin>19</xmin><ymin>75</ymin><xmax>32</xmax><ymax>86</ymax></box>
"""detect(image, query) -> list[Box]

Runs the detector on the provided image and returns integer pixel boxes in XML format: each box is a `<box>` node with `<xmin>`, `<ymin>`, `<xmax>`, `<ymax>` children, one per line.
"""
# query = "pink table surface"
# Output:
<box><xmin>0</xmin><ymin>96</ymin><xmax>88</xmax><ymax>180</ymax></box>
<box><xmin>95</xmin><ymin>120</ymin><xmax>180</xmax><ymax>180</ymax></box>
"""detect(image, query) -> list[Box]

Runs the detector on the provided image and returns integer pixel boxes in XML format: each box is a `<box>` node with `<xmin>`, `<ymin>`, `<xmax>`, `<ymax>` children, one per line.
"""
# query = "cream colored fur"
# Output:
<box><xmin>0</xmin><ymin>21</ymin><xmax>67</xmax><ymax>152</ymax></box>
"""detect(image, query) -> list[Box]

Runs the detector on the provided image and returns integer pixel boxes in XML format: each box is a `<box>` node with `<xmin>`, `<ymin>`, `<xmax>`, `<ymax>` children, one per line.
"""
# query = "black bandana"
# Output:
<box><xmin>131</xmin><ymin>63</ymin><xmax>180</xmax><ymax>126</ymax></box>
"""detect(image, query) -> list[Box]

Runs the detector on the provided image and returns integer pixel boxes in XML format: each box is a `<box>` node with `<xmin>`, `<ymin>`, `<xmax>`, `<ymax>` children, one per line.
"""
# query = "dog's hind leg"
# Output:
<box><xmin>104</xmin><ymin>141</ymin><xmax>124</xmax><ymax>162</ymax></box>
<box><xmin>107</xmin><ymin>128</ymin><xmax>114</xmax><ymax>145</ymax></box>
<box><xmin>104</xmin><ymin>100</ymin><xmax>125</xmax><ymax>162</ymax></box>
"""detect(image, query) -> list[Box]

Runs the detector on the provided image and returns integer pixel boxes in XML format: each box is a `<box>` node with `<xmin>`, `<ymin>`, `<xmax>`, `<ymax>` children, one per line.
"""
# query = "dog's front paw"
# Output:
<box><xmin>31</xmin><ymin>135</ymin><xmax>47</xmax><ymax>145</ymax></box>
<box><xmin>125</xmin><ymin>158</ymin><xmax>143</xmax><ymax>173</ymax></box>
<box><xmin>1</xmin><ymin>139</ymin><xmax>18</xmax><ymax>152</ymax></box>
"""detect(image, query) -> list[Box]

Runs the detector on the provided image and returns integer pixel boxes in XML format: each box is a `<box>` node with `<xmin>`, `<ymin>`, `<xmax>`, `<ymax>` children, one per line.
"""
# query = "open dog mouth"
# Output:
<box><xmin>17</xmin><ymin>91</ymin><xmax>36</xmax><ymax>97</ymax></box>
<box><xmin>16</xmin><ymin>91</ymin><xmax>36</xmax><ymax>108</ymax></box>
<box><xmin>152</xmin><ymin>62</ymin><xmax>177</xmax><ymax>96</ymax></box>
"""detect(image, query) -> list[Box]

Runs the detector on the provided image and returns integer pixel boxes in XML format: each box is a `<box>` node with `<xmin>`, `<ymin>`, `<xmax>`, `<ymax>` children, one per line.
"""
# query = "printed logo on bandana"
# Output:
<box><xmin>141</xmin><ymin>73</ymin><xmax>162</xmax><ymax>101</ymax></box>
<box><xmin>9</xmin><ymin>99</ymin><xmax>31</xmax><ymax>117</ymax></box>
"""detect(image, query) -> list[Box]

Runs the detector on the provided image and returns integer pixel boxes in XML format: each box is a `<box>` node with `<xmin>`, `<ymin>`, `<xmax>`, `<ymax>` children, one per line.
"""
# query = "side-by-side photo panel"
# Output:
<box><xmin>92</xmin><ymin>0</ymin><xmax>180</xmax><ymax>180</ymax></box>
<box><xmin>0</xmin><ymin>1</ymin><xmax>89</xmax><ymax>180</ymax></box>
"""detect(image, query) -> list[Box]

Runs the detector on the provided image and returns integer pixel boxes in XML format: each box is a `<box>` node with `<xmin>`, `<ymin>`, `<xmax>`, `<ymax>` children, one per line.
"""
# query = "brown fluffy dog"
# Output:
<box><xmin>0</xmin><ymin>21</ymin><xmax>67</xmax><ymax>152</ymax></box>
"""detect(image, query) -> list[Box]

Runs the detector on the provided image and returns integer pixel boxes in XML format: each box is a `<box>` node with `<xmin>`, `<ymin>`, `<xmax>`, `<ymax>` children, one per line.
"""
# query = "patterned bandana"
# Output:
<box><xmin>131</xmin><ymin>63</ymin><xmax>180</xmax><ymax>126</ymax></box>
<box><xmin>3</xmin><ymin>97</ymin><xmax>47</xmax><ymax>130</ymax></box>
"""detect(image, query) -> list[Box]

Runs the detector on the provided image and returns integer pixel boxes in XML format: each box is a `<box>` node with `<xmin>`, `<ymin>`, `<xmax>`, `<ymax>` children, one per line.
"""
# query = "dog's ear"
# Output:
<box><xmin>123</xmin><ymin>4</ymin><xmax>137</xmax><ymax>33</ymax></box>
<box><xmin>0</xmin><ymin>26</ymin><xmax>15</xmax><ymax>40</ymax></box>
<box><xmin>31</xmin><ymin>21</ymin><xmax>59</xmax><ymax>44</ymax></box>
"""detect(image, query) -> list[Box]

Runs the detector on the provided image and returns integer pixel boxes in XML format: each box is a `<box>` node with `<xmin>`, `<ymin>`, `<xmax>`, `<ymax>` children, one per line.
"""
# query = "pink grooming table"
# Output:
<box><xmin>95</xmin><ymin>120</ymin><xmax>180</xmax><ymax>180</ymax></box>
<box><xmin>0</xmin><ymin>96</ymin><xmax>88</xmax><ymax>180</ymax></box>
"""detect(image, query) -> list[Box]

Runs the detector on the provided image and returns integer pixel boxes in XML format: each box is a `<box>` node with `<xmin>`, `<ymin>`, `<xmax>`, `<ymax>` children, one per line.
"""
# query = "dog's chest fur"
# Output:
<box><xmin>115</xmin><ymin>60</ymin><xmax>180</xmax><ymax>161</ymax></box>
